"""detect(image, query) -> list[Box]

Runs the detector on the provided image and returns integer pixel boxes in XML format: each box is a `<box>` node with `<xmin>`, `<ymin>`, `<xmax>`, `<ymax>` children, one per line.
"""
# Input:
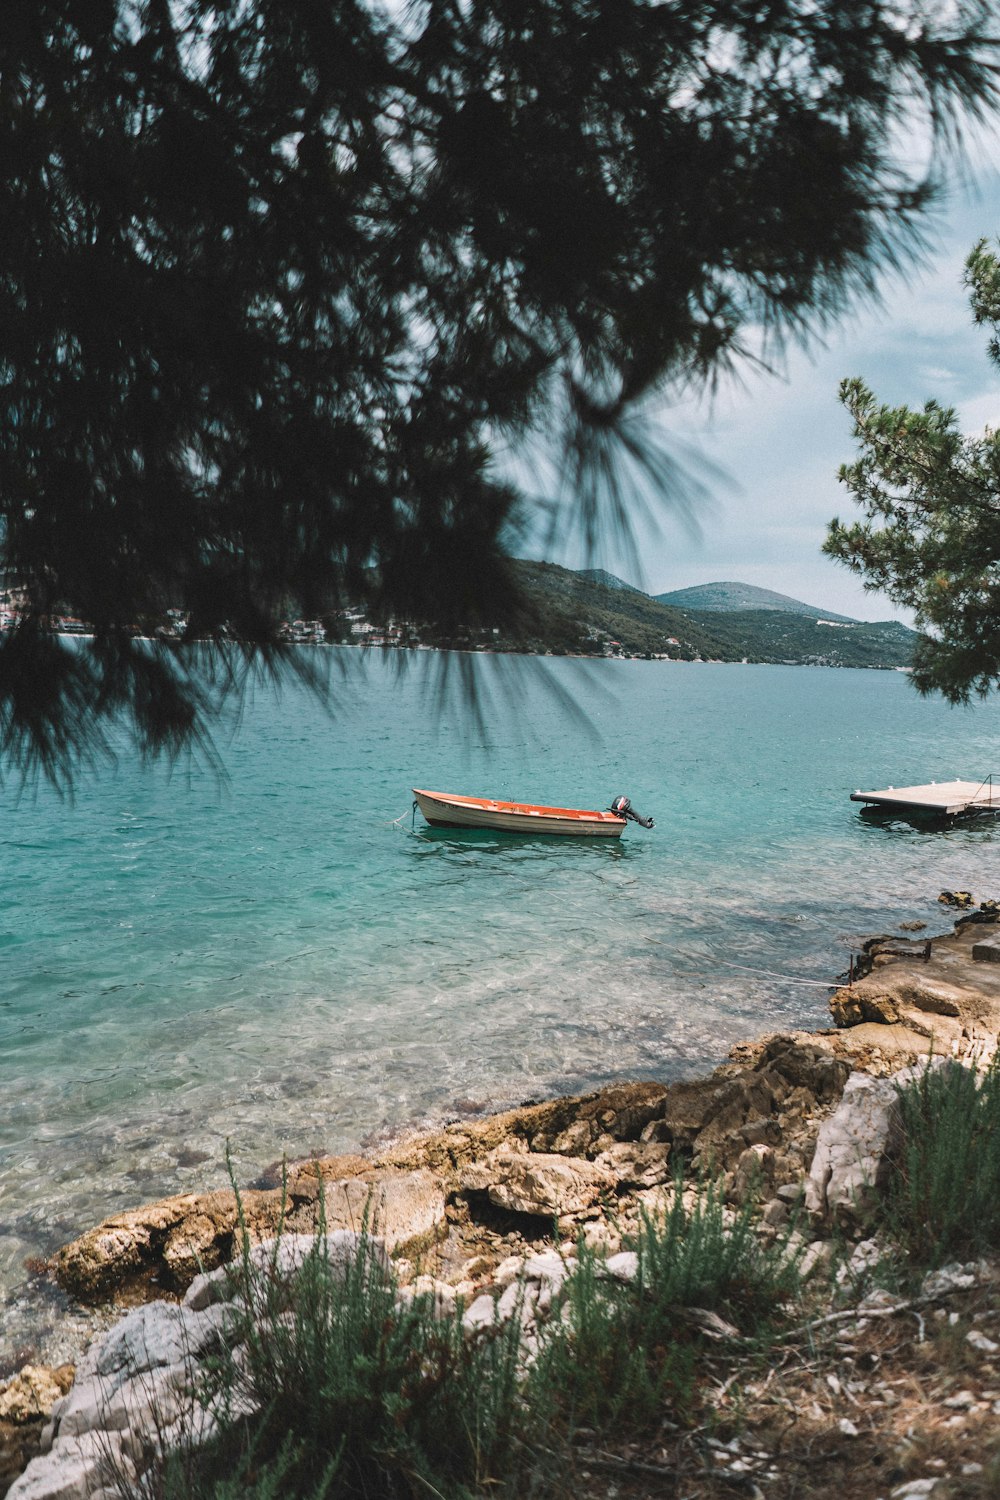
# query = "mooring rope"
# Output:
<box><xmin>712</xmin><ymin>957</ymin><xmax>840</xmax><ymax>988</ymax></box>
<box><xmin>972</xmin><ymin>771</ymin><xmax>997</xmax><ymax>803</ymax></box>
<box><xmin>644</xmin><ymin>935</ymin><xmax>841</xmax><ymax>988</ymax></box>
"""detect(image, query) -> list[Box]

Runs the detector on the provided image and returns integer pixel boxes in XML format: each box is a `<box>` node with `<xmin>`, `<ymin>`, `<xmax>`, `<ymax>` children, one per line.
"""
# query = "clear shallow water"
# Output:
<box><xmin>3</xmin><ymin>653</ymin><xmax>1000</xmax><ymax>1351</ymax></box>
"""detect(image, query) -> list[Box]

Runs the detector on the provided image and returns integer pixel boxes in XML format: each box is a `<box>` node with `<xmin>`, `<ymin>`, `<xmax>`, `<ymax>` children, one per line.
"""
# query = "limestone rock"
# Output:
<box><xmin>799</xmin><ymin>1240</ymin><xmax>835</xmax><ymax>1281</ymax></box>
<box><xmin>805</xmin><ymin>1071</ymin><xmax>901</xmax><ymax>1224</ymax></box>
<box><xmin>600</xmin><ymin>1251</ymin><xmax>639</xmax><ymax>1283</ymax></box>
<box><xmin>54</xmin><ymin>1361</ymin><xmax>190</xmax><ymax>1444</ymax></box>
<box><xmin>921</xmin><ymin>1261</ymin><xmax>990</xmax><ymax>1299</ymax></box>
<box><xmin>593</xmin><ymin>1141</ymin><xmax>672</xmax><ymax>1189</ymax></box>
<box><xmin>829</xmin><ymin>917</ymin><xmax>1000</xmax><ymax>1057</ymax></box>
<box><xmin>491</xmin><ymin>1254</ymin><xmax>529</xmax><ymax>1287</ymax></box>
<box><xmin>576</xmin><ymin>1222</ymin><xmax>621</xmax><ymax>1255</ymax></box>
<box><xmin>462</xmin><ymin>1294</ymin><xmax>498</xmax><ymax>1334</ymax></box>
<box><xmin>6</xmin><ymin>1429</ymin><xmax>131</xmax><ymax>1500</ymax></box>
<box><xmin>520</xmin><ymin>1250</ymin><xmax>571</xmax><ymax>1285</ymax></box>
<box><xmin>183</xmin><ymin>1229</ymin><xmax>392</xmax><ymax>1312</ymax></box>
<box><xmin>14</xmin><ymin>1299</ymin><xmax>255</xmax><ymax>1500</ymax></box>
<box><xmin>63</xmin><ymin>1302</ymin><xmax>229</xmax><ymax>1409</ymax></box>
<box><xmin>465</xmin><ymin>1144</ymin><xmax>614</xmax><ymax>1220</ymax></box>
<box><xmin>395</xmin><ymin>1276</ymin><xmax>458</xmax><ymax>1319</ymax></box>
<box><xmin>55</xmin><ymin>1169</ymin><xmax>443</xmax><ymax>1303</ymax></box>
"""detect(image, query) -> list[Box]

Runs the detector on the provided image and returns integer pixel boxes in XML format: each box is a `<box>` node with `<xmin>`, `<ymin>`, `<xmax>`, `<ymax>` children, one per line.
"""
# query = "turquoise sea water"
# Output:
<box><xmin>3</xmin><ymin>651</ymin><xmax>1000</xmax><ymax>1353</ymax></box>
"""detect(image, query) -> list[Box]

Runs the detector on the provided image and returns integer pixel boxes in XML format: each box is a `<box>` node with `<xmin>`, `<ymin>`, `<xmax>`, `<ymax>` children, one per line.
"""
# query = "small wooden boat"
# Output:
<box><xmin>412</xmin><ymin>789</ymin><xmax>653</xmax><ymax>838</ymax></box>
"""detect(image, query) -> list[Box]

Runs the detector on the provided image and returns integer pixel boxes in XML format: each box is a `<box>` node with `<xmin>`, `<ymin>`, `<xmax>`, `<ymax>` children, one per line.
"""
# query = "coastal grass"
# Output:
<box><xmin>163</xmin><ymin>1230</ymin><xmax>537</xmax><ymax>1500</ymax></box>
<box><xmin>127</xmin><ymin>1173</ymin><xmax>806</xmax><ymax>1498</ymax></box>
<box><xmin>525</xmin><ymin>1172</ymin><xmax>805</xmax><ymax>1438</ymax></box>
<box><xmin>882</xmin><ymin>1057</ymin><xmax>1000</xmax><ymax>1268</ymax></box>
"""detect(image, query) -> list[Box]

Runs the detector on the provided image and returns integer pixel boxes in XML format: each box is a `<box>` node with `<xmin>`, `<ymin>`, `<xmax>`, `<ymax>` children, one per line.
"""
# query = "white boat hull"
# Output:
<box><xmin>412</xmin><ymin>789</ymin><xmax>626</xmax><ymax>837</ymax></box>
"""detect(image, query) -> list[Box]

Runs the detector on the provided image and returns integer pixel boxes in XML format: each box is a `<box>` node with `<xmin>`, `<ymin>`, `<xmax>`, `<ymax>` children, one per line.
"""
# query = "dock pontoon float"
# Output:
<box><xmin>850</xmin><ymin>778</ymin><xmax>1000</xmax><ymax>817</ymax></box>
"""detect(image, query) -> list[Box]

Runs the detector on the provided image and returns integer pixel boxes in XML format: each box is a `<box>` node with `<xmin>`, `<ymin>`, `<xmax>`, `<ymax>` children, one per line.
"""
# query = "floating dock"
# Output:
<box><xmin>851</xmin><ymin>779</ymin><xmax>999</xmax><ymax>816</ymax></box>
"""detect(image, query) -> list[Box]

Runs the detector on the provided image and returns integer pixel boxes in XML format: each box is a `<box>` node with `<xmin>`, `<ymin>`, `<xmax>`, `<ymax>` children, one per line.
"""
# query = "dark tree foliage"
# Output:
<box><xmin>2</xmin><ymin>0</ymin><xmax>998</xmax><ymax>781</ymax></box>
<box><xmin>827</xmin><ymin>238</ymin><xmax>1000</xmax><ymax>703</ymax></box>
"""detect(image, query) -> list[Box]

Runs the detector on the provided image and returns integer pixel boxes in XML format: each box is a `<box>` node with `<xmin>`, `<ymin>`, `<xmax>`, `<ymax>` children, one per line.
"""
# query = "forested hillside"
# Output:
<box><xmin>416</xmin><ymin>561</ymin><xmax>917</xmax><ymax>669</ymax></box>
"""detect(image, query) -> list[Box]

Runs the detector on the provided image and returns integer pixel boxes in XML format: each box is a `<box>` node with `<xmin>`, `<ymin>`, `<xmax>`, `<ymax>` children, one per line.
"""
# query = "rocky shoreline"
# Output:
<box><xmin>4</xmin><ymin>903</ymin><xmax>1000</xmax><ymax>1500</ymax></box>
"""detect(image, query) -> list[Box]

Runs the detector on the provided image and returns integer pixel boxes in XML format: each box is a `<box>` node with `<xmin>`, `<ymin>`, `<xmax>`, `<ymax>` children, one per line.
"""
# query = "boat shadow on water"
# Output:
<box><xmin>407</xmin><ymin>825</ymin><xmax>631</xmax><ymax>858</ymax></box>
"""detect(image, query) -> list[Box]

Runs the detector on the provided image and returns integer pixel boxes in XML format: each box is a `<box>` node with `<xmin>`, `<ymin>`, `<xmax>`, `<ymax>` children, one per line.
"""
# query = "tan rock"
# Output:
<box><xmin>161</xmin><ymin>1210</ymin><xmax>240</xmax><ymax>1286</ymax></box>
<box><xmin>829</xmin><ymin>918</ymin><xmax>1000</xmax><ymax>1054</ymax></box>
<box><xmin>315</xmin><ymin>1170</ymin><xmax>446</xmax><ymax>1251</ymax></box>
<box><xmin>380</xmin><ymin>1081</ymin><xmax>669</xmax><ymax>1173</ymax></box>
<box><xmin>755</xmin><ymin>1039</ymin><xmax>850</xmax><ymax>1103</ymax></box>
<box><xmin>471</xmin><ymin>1145</ymin><xmax>615</xmax><ymax>1220</ymax></box>
<box><xmin>548</xmin><ymin>1121</ymin><xmax>594</xmax><ymax>1155</ymax></box>
<box><xmin>730</xmin><ymin>1144</ymin><xmax>776</xmax><ymax>1203</ymax></box>
<box><xmin>55</xmin><ymin>1170</ymin><xmax>444</xmax><ymax>1302</ymax></box>
<box><xmin>594</xmin><ymin>1141</ymin><xmax>672</xmax><ymax>1189</ymax></box>
<box><xmin>0</xmin><ymin>1369</ymin><xmax>74</xmax><ymax>1426</ymax></box>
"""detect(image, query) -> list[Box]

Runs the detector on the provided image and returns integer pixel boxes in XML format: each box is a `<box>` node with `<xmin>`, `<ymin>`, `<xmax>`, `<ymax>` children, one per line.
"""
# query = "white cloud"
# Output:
<box><xmin>622</xmin><ymin>161</ymin><xmax>1000</xmax><ymax>622</ymax></box>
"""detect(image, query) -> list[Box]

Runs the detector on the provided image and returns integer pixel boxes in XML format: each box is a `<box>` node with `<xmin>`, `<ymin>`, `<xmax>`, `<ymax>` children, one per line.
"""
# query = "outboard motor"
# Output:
<box><xmin>609</xmin><ymin>794</ymin><xmax>654</xmax><ymax>829</ymax></box>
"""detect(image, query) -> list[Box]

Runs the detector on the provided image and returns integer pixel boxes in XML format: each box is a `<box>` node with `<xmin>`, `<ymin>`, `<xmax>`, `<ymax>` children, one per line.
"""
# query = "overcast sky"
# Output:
<box><xmin>544</xmin><ymin>147</ymin><xmax>1000</xmax><ymax>622</ymax></box>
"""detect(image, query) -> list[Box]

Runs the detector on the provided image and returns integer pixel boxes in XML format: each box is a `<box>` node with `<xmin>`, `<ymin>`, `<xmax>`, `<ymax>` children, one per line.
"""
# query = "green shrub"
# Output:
<box><xmin>632</xmin><ymin>1172</ymin><xmax>802</xmax><ymax>1333</ymax></box>
<box><xmin>187</xmin><ymin>1229</ymin><xmax>537</xmax><ymax>1500</ymax></box>
<box><xmin>885</xmin><ymin>1057</ymin><xmax>1000</xmax><ymax>1267</ymax></box>
<box><xmin>526</xmin><ymin>1173</ymin><xmax>802</xmax><ymax>1437</ymax></box>
<box><xmin>160</xmin><ymin>1433</ymin><xmax>338</xmax><ymax>1500</ymax></box>
<box><xmin>525</xmin><ymin>1240</ymin><xmax>696</xmax><ymax>1435</ymax></box>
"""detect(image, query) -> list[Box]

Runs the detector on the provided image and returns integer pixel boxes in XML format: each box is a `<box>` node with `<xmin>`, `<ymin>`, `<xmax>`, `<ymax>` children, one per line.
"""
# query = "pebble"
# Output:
<box><xmin>921</xmin><ymin>1263</ymin><xmax>982</xmax><ymax>1299</ymax></box>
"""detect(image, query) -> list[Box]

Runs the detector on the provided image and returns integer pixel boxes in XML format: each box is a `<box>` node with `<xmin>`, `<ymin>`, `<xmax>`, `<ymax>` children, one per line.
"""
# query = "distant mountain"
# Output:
<box><xmin>576</xmin><ymin>568</ymin><xmax>646</xmax><ymax>596</ymax></box>
<box><xmin>653</xmin><ymin>581</ymin><xmax>857</xmax><ymax>624</ymax></box>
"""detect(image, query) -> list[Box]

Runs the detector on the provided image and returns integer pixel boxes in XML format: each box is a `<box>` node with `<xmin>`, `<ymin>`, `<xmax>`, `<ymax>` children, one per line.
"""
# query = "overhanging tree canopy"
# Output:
<box><xmin>3</xmin><ymin>0</ymin><xmax>999</xmax><ymax>780</ymax></box>
<box><xmin>827</xmin><ymin>237</ymin><xmax>1000</xmax><ymax>702</ymax></box>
